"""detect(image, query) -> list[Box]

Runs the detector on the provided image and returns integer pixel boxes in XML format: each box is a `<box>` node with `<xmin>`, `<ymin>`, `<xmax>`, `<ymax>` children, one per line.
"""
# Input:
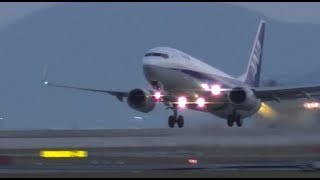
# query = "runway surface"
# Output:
<box><xmin>1</xmin><ymin>127</ymin><xmax>320</xmax><ymax>177</ymax></box>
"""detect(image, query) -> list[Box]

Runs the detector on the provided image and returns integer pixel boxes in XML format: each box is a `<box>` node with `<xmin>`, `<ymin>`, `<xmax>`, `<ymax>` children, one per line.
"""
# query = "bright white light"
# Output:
<box><xmin>188</xmin><ymin>158</ymin><xmax>198</xmax><ymax>164</ymax></box>
<box><xmin>196</xmin><ymin>97</ymin><xmax>205</xmax><ymax>108</ymax></box>
<box><xmin>310</xmin><ymin>103</ymin><xmax>315</xmax><ymax>109</ymax></box>
<box><xmin>304</xmin><ymin>102</ymin><xmax>320</xmax><ymax>109</ymax></box>
<box><xmin>211</xmin><ymin>84</ymin><xmax>221</xmax><ymax>95</ymax></box>
<box><xmin>134</xmin><ymin>116</ymin><xmax>143</xmax><ymax>120</ymax></box>
<box><xmin>304</xmin><ymin>102</ymin><xmax>317</xmax><ymax>109</ymax></box>
<box><xmin>154</xmin><ymin>92</ymin><xmax>161</xmax><ymax>100</ymax></box>
<box><xmin>44</xmin><ymin>81</ymin><xmax>48</xmax><ymax>85</ymax></box>
<box><xmin>178</xmin><ymin>96</ymin><xmax>187</xmax><ymax>108</ymax></box>
<box><xmin>201</xmin><ymin>84</ymin><xmax>210</xmax><ymax>91</ymax></box>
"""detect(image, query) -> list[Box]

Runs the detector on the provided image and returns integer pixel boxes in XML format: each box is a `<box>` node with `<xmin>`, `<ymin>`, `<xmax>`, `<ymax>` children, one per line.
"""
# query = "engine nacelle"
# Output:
<box><xmin>228</xmin><ymin>87</ymin><xmax>260</xmax><ymax>111</ymax></box>
<box><xmin>127</xmin><ymin>88</ymin><xmax>156</xmax><ymax>113</ymax></box>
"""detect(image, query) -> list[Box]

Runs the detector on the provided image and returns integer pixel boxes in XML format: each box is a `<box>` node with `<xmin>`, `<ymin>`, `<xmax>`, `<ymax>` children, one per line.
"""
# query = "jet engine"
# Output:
<box><xmin>127</xmin><ymin>88</ymin><xmax>156</xmax><ymax>113</ymax></box>
<box><xmin>228</xmin><ymin>87</ymin><xmax>260</xmax><ymax>110</ymax></box>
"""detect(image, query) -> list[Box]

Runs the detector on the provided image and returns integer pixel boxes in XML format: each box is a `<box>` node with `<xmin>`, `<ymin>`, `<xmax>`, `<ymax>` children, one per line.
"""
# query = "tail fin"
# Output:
<box><xmin>238</xmin><ymin>20</ymin><xmax>265</xmax><ymax>87</ymax></box>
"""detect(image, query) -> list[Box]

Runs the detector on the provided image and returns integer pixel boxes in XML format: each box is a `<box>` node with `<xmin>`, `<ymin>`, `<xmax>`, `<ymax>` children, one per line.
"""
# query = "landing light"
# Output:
<box><xmin>154</xmin><ymin>92</ymin><xmax>162</xmax><ymax>100</ymax></box>
<box><xmin>178</xmin><ymin>96</ymin><xmax>187</xmax><ymax>108</ymax></box>
<box><xmin>196</xmin><ymin>97</ymin><xmax>205</xmax><ymax>108</ymax></box>
<box><xmin>211</xmin><ymin>85</ymin><xmax>221</xmax><ymax>96</ymax></box>
<box><xmin>310</xmin><ymin>103</ymin><xmax>315</xmax><ymax>109</ymax></box>
<box><xmin>201</xmin><ymin>84</ymin><xmax>210</xmax><ymax>91</ymax></box>
<box><xmin>44</xmin><ymin>81</ymin><xmax>48</xmax><ymax>85</ymax></box>
<box><xmin>304</xmin><ymin>102</ymin><xmax>320</xmax><ymax>109</ymax></box>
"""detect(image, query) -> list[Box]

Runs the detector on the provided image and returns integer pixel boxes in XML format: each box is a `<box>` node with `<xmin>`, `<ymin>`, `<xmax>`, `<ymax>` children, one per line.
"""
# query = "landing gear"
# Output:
<box><xmin>177</xmin><ymin>115</ymin><xmax>184</xmax><ymax>128</ymax></box>
<box><xmin>235</xmin><ymin>115</ymin><xmax>243</xmax><ymax>127</ymax></box>
<box><xmin>168</xmin><ymin>116</ymin><xmax>175</xmax><ymax>128</ymax></box>
<box><xmin>227</xmin><ymin>110</ymin><xmax>243</xmax><ymax>127</ymax></box>
<box><xmin>167</xmin><ymin>105</ymin><xmax>184</xmax><ymax>128</ymax></box>
<box><xmin>227</xmin><ymin>115</ymin><xmax>234</xmax><ymax>127</ymax></box>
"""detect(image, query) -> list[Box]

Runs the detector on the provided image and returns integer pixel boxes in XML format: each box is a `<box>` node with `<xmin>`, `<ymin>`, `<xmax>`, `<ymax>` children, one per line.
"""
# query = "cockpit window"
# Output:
<box><xmin>181</xmin><ymin>54</ymin><xmax>190</xmax><ymax>61</ymax></box>
<box><xmin>144</xmin><ymin>52</ymin><xmax>169</xmax><ymax>59</ymax></box>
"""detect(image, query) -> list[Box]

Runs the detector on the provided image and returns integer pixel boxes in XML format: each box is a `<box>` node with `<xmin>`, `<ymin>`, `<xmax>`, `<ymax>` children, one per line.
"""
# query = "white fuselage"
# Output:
<box><xmin>142</xmin><ymin>47</ymin><xmax>261</xmax><ymax>121</ymax></box>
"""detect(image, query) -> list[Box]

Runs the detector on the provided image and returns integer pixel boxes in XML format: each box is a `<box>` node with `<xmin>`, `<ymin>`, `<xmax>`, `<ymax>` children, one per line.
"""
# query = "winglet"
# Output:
<box><xmin>42</xmin><ymin>66</ymin><xmax>128</xmax><ymax>102</ymax></box>
<box><xmin>43</xmin><ymin>65</ymin><xmax>49</xmax><ymax>86</ymax></box>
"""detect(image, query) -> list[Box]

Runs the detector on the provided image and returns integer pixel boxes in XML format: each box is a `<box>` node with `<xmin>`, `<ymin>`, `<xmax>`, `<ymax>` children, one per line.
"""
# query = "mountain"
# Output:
<box><xmin>0</xmin><ymin>2</ymin><xmax>319</xmax><ymax>129</ymax></box>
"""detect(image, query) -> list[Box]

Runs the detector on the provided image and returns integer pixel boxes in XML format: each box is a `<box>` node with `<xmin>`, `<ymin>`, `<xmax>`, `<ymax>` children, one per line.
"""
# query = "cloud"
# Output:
<box><xmin>230</xmin><ymin>2</ymin><xmax>320</xmax><ymax>24</ymax></box>
<box><xmin>0</xmin><ymin>2</ymin><xmax>59</xmax><ymax>30</ymax></box>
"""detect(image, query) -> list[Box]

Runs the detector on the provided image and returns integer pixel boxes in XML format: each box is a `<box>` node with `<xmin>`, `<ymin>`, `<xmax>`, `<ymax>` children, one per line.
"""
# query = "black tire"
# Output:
<box><xmin>236</xmin><ymin>115</ymin><xmax>243</xmax><ymax>127</ymax></box>
<box><xmin>227</xmin><ymin>115</ymin><xmax>234</xmax><ymax>127</ymax></box>
<box><xmin>227</xmin><ymin>120</ymin><xmax>234</xmax><ymax>127</ymax></box>
<box><xmin>177</xmin><ymin>115</ymin><xmax>184</xmax><ymax>128</ymax></box>
<box><xmin>168</xmin><ymin>116</ymin><xmax>175</xmax><ymax>128</ymax></box>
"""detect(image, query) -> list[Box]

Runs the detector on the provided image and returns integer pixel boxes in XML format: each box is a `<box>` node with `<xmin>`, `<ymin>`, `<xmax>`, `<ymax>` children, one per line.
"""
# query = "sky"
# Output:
<box><xmin>231</xmin><ymin>2</ymin><xmax>320</xmax><ymax>25</ymax></box>
<box><xmin>1</xmin><ymin>2</ymin><xmax>320</xmax><ymax>32</ymax></box>
<box><xmin>0</xmin><ymin>2</ymin><xmax>57</xmax><ymax>30</ymax></box>
<box><xmin>0</xmin><ymin>2</ymin><xmax>320</xmax><ymax>130</ymax></box>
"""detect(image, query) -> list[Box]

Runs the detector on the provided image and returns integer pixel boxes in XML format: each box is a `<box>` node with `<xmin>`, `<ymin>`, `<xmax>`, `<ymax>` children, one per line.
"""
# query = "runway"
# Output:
<box><xmin>1</xmin><ymin>127</ymin><xmax>320</xmax><ymax>148</ymax></box>
<box><xmin>1</xmin><ymin>127</ymin><xmax>320</xmax><ymax>177</ymax></box>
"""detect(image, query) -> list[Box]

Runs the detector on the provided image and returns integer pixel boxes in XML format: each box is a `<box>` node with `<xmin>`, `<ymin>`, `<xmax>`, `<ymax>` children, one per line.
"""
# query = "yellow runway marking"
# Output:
<box><xmin>40</xmin><ymin>150</ymin><xmax>88</xmax><ymax>158</ymax></box>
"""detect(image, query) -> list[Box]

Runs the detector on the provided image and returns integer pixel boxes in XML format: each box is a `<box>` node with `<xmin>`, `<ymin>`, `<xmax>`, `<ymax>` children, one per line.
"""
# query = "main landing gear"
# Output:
<box><xmin>168</xmin><ymin>105</ymin><xmax>184</xmax><ymax>128</ymax></box>
<box><xmin>227</xmin><ymin>109</ymin><xmax>243</xmax><ymax>127</ymax></box>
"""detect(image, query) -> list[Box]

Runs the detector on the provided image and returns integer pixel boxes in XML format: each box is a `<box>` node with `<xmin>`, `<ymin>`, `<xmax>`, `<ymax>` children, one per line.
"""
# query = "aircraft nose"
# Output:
<box><xmin>143</xmin><ymin>63</ymin><xmax>160</xmax><ymax>82</ymax></box>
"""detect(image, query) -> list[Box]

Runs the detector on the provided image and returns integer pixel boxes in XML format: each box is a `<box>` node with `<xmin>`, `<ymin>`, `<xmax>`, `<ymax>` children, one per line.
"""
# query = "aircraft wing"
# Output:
<box><xmin>253</xmin><ymin>85</ymin><xmax>320</xmax><ymax>102</ymax></box>
<box><xmin>43</xmin><ymin>66</ymin><xmax>128</xmax><ymax>102</ymax></box>
<box><xmin>45</xmin><ymin>81</ymin><xmax>129</xmax><ymax>102</ymax></box>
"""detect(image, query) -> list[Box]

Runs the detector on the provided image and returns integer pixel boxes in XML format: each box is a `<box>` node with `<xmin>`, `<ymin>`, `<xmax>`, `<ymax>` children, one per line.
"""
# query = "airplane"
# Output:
<box><xmin>43</xmin><ymin>20</ymin><xmax>320</xmax><ymax>128</ymax></box>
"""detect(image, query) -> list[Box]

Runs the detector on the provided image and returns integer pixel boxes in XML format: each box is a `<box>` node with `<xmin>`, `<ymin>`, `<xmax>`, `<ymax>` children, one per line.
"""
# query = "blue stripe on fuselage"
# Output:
<box><xmin>169</xmin><ymin>68</ymin><xmax>244</xmax><ymax>87</ymax></box>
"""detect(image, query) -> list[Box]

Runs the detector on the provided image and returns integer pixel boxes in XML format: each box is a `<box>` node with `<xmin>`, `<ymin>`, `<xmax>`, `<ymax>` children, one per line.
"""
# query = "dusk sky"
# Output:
<box><xmin>2</xmin><ymin>2</ymin><xmax>320</xmax><ymax>30</ymax></box>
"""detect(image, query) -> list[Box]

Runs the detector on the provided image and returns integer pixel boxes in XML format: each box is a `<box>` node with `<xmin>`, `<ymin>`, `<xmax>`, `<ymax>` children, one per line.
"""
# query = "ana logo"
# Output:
<box><xmin>250</xmin><ymin>40</ymin><xmax>262</xmax><ymax>80</ymax></box>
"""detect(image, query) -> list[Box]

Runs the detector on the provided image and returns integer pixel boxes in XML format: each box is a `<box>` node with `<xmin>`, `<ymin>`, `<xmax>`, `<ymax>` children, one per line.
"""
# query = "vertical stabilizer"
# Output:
<box><xmin>238</xmin><ymin>20</ymin><xmax>265</xmax><ymax>87</ymax></box>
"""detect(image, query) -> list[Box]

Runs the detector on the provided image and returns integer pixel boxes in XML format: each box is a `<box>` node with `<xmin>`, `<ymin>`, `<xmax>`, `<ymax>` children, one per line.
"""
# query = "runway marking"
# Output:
<box><xmin>40</xmin><ymin>150</ymin><xmax>88</xmax><ymax>158</ymax></box>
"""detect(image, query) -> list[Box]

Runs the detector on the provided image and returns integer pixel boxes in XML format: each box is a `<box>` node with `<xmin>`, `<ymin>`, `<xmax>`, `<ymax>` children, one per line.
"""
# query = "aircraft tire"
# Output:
<box><xmin>236</xmin><ymin>115</ymin><xmax>243</xmax><ymax>127</ymax></box>
<box><xmin>177</xmin><ymin>115</ymin><xmax>184</xmax><ymax>128</ymax></box>
<box><xmin>168</xmin><ymin>116</ymin><xmax>175</xmax><ymax>128</ymax></box>
<box><xmin>227</xmin><ymin>115</ymin><xmax>234</xmax><ymax>127</ymax></box>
